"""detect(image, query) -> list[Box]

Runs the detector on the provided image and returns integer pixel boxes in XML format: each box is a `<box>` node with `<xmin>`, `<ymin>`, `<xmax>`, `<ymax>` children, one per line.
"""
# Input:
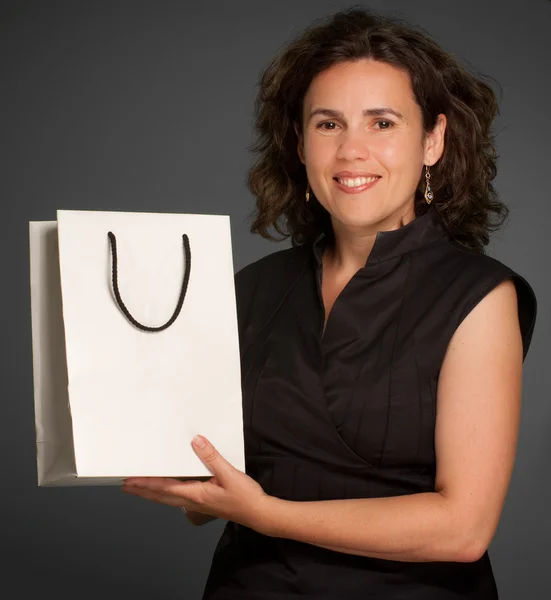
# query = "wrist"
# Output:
<box><xmin>250</xmin><ymin>494</ymin><xmax>284</xmax><ymax>537</ymax></box>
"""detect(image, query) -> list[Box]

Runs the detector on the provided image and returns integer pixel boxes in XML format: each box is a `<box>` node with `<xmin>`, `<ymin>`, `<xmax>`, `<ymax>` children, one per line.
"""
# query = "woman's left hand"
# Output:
<box><xmin>122</xmin><ymin>435</ymin><xmax>272</xmax><ymax>532</ymax></box>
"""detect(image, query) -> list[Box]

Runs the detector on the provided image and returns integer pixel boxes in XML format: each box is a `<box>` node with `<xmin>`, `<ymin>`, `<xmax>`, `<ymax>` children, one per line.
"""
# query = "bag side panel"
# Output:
<box><xmin>29</xmin><ymin>221</ymin><xmax>77</xmax><ymax>485</ymax></box>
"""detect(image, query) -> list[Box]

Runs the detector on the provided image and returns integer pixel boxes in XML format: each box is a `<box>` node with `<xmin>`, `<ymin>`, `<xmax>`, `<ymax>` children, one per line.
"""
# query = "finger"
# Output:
<box><xmin>122</xmin><ymin>485</ymin><xmax>183</xmax><ymax>507</ymax></box>
<box><xmin>191</xmin><ymin>435</ymin><xmax>233</xmax><ymax>483</ymax></box>
<box><xmin>124</xmin><ymin>477</ymin><xmax>206</xmax><ymax>499</ymax></box>
<box><xmin>123</xmin><ymin>485</ymin><xmax>206</xmax><ymax>513</ymax></box>
<box><xmin>124</xmin><ymin>476</ymin><xmax>196</xmax><ymax>490</ymax></box>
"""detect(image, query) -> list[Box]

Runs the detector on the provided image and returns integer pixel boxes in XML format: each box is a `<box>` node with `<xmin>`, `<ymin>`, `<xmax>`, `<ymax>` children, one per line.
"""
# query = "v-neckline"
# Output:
<box><xmin>318</xmin><ymin>254</ymin><xmax>363</xmax><ymax>344</ymax></box>
<box><xmin>312</xmin><ymin>205</ymin><xmax>448</xmax><ymax>343</ymax></box>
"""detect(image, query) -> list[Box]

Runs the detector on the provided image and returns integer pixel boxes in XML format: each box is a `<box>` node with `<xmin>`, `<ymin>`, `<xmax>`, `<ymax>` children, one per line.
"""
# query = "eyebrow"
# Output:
<box><xmin>307</xmin><ymin>107</ymin><xmax>405</xmax><ymax>123</ymax></box>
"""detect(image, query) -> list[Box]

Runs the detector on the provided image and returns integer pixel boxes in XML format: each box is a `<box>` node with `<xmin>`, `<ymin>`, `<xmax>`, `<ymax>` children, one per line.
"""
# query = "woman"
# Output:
<box><xmin>122</xmin><ymin>7</ymin><xmax>537</xmax><ymax>599</ymax></box>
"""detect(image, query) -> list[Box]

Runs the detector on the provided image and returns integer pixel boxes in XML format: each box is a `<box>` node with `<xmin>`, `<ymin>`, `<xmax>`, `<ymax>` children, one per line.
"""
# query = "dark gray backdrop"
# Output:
<box><xmin>2</xmin><ymin>1</ymin><xmax>549</xmax><ymax>598</ymax></box>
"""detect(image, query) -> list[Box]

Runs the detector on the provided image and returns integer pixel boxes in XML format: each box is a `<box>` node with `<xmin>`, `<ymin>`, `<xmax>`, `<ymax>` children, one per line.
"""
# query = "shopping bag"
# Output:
<box><xmin>29</xmin><ymin>210</ymin><xmax>244</xmax><ymax>486</ymax></box>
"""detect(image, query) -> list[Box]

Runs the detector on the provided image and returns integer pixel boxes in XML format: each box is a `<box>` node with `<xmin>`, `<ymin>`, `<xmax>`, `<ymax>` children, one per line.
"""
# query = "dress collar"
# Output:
<box><xmin>313</xmin><ymin>203</ymin><xmax>450</xmax><ymax>267</ymax></box>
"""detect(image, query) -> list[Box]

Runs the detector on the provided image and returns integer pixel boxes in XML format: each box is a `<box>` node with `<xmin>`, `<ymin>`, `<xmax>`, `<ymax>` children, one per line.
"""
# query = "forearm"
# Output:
<box><xmin>257</xmin><ymin>492</ymin><xmax>480</xmax><ymax>563</ymax></box>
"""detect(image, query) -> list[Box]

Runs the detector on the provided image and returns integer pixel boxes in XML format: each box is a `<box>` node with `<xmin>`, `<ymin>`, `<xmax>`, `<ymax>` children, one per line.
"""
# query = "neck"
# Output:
<box><xmin>326</xmin><ymin>204</ymin><xmax>416</xmax><ymax>272</ymax></box>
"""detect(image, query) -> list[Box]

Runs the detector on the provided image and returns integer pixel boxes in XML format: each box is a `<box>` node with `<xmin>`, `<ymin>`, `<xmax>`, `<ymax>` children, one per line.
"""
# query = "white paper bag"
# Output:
<box><xmin>29</xmin><ymin>210</ymin><xmax>244</xmax><ymax>486</ymax></box>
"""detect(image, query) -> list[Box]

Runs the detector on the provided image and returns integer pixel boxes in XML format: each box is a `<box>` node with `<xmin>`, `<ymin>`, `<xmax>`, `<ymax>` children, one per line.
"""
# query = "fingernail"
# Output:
<box><xmin>193</xmin><ymin>435</ymin><xmax>207</xmax><ymax>448</ymax></box>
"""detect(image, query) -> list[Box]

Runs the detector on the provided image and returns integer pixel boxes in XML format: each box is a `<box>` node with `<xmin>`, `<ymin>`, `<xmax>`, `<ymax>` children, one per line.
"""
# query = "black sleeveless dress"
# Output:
<box><xmin>202</xmin><ymin>203</ymin><xmax>537</xmax><ymax>599</ymax></box>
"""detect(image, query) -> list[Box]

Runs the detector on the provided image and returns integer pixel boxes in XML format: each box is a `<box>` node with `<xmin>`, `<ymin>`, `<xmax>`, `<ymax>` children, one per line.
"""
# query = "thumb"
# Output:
<box><xmin>192</xmin><ymin>435</ymin><xmax>233</xmax><ymax>481</ymax></box>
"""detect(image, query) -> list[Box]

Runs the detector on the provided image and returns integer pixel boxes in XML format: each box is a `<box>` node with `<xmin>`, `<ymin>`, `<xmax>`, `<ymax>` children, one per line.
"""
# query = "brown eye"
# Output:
<box><xmin>376</xmin><ymin>120</ymin><xmax>394</xmax><ymax>129</ymax></box>
<box><xmin>318</xmin><ymin>120</ymin><xmax>339</xmax><ymax>130</ymax></box>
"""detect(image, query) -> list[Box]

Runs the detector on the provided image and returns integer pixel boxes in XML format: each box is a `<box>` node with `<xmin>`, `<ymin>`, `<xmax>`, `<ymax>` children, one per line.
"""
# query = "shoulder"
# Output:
<box><xmin>233</xmin><ymin>244</ymin><xmax>311</xmax><ymax>352</ymax></box>
<box><xmin>426</xmin><ymin>236</ymin><xmax>512</xmax><ymax>276</ymax></box>
<box><xmin>235</xmin><ymin>244</ymin><xmax>310</xmax><ymax>299</ymax></box>
<box><xmin>236</xmin><ymin>244</ymin><xmax>310</xmax><ymax>280</ymax></box>
<box><xmin>428</xmin><ymin>237</ymin><xmax>537</xmax><ymax>362</ymax></box>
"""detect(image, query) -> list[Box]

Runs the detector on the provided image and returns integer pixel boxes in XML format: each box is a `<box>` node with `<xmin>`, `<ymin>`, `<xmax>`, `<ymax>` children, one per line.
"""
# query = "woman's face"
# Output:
<box><xmin>298</xmin><ymin>59</ymin><xmax>446</xmax><ymax>235</ymax></box>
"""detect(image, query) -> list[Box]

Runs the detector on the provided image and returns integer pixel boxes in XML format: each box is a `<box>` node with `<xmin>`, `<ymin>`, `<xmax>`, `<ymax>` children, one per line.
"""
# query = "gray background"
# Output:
<box><xmin>1</xmin><ymin>0</ymin><xmax>549</xmax><ymax>598</ymax></box>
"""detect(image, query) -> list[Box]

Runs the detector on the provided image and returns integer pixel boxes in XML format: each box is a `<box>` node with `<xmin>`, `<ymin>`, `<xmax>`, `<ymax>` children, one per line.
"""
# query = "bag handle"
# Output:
<box><xmin>107</xmin><ymin>232</ymin><xmax>191</xmax><ymax>332</ymax></box>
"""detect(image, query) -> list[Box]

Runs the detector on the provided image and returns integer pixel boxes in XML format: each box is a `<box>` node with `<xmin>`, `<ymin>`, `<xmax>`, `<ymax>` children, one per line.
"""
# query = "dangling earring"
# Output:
<box><xmin>424</xmin><ymin>165</ymin><xmax>434</xmax><ymax>204</ymax></box>
<box><xmin>305</xmin><ymin>181</ymin><xmax>311</xmax><ymax>202</ymax></box>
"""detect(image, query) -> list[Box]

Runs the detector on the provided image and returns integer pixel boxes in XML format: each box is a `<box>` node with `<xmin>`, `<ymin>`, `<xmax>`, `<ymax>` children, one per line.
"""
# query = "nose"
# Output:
<box><xmin>336</xmin><ymin>128</ymin><xmax>370</xmax><ymax>162</ymax></box>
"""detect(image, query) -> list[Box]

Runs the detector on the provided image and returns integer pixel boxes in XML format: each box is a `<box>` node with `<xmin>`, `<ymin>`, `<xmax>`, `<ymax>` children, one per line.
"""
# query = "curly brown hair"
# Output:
<box><xmin>247</xmin><ymin>6</ymin><xmax>509</xmax><ymax>254</ymax></box>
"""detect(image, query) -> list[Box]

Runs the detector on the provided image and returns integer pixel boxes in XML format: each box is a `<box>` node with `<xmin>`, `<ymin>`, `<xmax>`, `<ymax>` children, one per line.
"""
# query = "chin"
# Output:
<box><xmin>331</xmin><ymin>208</ymin><xmax>382</xmax><ymax>231</ymax></box>
<box><xmin>329</xmin><ymin>198</ymin><xmax>414</xmax><ymax>233</ymax></box>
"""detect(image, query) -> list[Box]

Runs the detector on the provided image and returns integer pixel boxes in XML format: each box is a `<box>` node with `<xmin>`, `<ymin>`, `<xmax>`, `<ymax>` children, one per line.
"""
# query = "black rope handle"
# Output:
<box><xmin>107</xmin><ymin>232</ymin><xmax>191</xmax><ymax>332</ymax></box>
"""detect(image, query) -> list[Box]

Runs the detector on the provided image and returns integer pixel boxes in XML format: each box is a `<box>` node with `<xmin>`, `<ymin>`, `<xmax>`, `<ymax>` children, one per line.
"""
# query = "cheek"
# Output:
<box><xmin>304</xmin><ymin>135</ymin><xmax>333</xmax><ymax>166</ymax></box>
<box><xmin>377</xmin><ymin>136</ymin><xmax>406</xmax><ymax>162</ymax></box>
<box><xmin>378</xmin><ymin>136</ymin><xmax>422</xmax><ymax>171</ymax></box>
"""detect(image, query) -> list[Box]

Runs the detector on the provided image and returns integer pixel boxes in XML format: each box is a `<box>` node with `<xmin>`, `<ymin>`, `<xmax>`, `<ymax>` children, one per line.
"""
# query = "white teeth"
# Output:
<box><xmin>337</xmin><ymin>176</ymin><xmax>379</xmax><ymax>187</ymax></box>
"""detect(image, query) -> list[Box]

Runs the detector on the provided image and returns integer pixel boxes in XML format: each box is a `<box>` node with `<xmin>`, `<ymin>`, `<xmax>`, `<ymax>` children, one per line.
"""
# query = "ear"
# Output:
<box><xmin>424</xmin><ymin>113</ymin><xmax>447</xmax><ymax>166</ymax></box>
<box><xmin>294</xmin><ymin>121</ymin><xmax>305</xmax><ymax>165</ymax></box>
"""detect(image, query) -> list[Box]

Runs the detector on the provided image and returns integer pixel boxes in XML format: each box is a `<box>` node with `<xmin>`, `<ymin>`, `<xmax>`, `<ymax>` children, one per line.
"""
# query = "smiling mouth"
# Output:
<box><xmin>334</xmin><ymin>175</ymin><xmax>381</xmax><ymax>189</ymax></box>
